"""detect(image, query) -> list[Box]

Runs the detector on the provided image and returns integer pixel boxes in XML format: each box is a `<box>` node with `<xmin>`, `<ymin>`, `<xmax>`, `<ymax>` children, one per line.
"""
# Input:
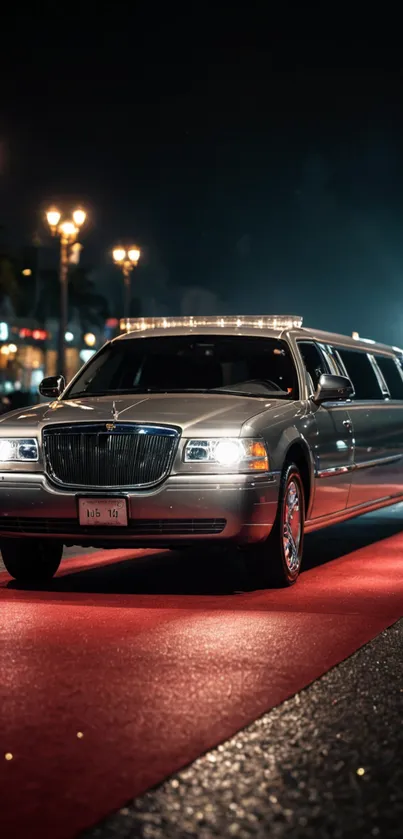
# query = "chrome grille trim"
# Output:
<box><xmin>42</xmin><ymin>423</ymin><xmax>181</xmax><ymax>489</ymax></box>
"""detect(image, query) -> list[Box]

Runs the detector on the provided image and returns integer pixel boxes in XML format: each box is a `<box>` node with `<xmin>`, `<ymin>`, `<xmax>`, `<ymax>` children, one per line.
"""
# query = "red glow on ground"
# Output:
<box><xmin>0</xmin><ymin>513</ymin><xmax>402</xmax><ymax>838</ymax></box>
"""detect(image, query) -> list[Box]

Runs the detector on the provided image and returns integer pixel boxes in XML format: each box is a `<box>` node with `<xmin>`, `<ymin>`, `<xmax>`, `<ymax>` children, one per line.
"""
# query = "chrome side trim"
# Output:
<box><xmin>317</xmin><ymin>465</ymin><xmax>354</xmax><ymax>478</ymax></box>
<box><xmin>305</xmin><ymin>492</ymin><xmax>403</xmax><ymax>533</ymax></box>
<box><xmin>355</xmin><ymin>454</ymin><xmax>402</xmax><ymax>470</ymax></box>
<box><xmin>317</xmin><ymin>453</ymin><xmax>403</xmax><ymax>479</ymax></box>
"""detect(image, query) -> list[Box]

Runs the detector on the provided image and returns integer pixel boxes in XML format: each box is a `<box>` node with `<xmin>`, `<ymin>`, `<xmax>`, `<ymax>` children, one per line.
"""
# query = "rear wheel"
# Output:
<box><xmin>0</xmin><ymin>540</ymin><xmax>63</xmax><ymax>584</ymax></box>
<box><xmin>247</xmin><ymin>462</ymin><xmax>305</xmax><ymax>588</ymax></box>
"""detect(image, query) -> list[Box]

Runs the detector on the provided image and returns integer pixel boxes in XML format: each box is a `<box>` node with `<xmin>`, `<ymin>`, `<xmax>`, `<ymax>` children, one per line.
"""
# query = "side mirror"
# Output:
<box><xmin>312</xmin><ymin>374</ymin><xmax>354</xmax><ymax>404</ymax></box>
<box><xmin>39</xmin><ymin>375</ymin><xmax>65</xmax><ymax>399</ymax></box>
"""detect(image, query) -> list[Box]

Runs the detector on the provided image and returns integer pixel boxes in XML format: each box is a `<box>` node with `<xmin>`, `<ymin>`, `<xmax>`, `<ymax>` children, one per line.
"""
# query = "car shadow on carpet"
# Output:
<box><xmin>5</xmin><ymin>508</ymin><xmax>403</xmax><ymax>597</ymax></box>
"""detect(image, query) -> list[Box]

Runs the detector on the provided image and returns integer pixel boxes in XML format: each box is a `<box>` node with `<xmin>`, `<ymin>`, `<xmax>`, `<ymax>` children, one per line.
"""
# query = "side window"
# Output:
<box><xmin>297</xmin><ymin>342</ymin><xmax>330</xmax><ymax>390</ymax></box>
<box><xmin>336</xmin><ymin>349</ymin><xmax>383</xmax><ymax>400</ymax></box>
<box><xmin>374</xmin><ymin>355</ymin><xmax>403</xmax><ymax>399</ymax></box>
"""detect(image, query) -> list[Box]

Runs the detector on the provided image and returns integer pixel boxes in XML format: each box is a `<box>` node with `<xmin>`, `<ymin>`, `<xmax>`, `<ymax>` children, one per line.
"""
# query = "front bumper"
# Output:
<box><xmin>0</xmin><ymin>471</ymin><xmax>280</xmax><ymax>547</ymax></box>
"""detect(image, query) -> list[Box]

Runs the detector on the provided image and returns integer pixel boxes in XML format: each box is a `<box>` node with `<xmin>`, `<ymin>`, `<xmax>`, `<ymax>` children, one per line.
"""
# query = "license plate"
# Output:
<box><xmin>78</xmin><ymin>498</ymin><xmax>128</xmax><ymax>527</ymax></box>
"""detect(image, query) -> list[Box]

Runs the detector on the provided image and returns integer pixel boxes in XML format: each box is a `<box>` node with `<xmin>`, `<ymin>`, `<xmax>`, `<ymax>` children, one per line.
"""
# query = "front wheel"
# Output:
<box><xmin>0</xmin><ymin>540</ymin><xmax>63</xmax><ymax>585</ymax></box>
<box><xmin>246</xmin><ymin>463</ymin><xmax>305</xmax><ymax>588</ymax></box>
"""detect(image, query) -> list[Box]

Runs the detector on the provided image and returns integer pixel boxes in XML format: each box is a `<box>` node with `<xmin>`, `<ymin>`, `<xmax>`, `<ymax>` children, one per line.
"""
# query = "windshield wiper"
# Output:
<box><xmin>208</xmin><ymin>388</ymin><xmax>291</xmax><ymax>398</ymax></box>
<box><xmin>68</xmin><ymin>388</ymin><xmax>216</xmax><ymax>398</ymax></box>
<box><xmin>66</xmin><ymin>391</ymin><xmax>111</xmax><ymax>398</ymax></box>
<box><xmin>67</xmin><ymin>387</ymin><xmax>291</xmax><ymax>399</ymax></box>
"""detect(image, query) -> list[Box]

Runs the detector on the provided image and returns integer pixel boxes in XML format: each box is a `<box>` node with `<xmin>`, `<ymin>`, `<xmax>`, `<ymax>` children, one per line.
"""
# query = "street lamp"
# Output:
<box><xmin>112</xmin><ymin>246</ymin><xmax>141</xmax><ymax>319</ymax></box>
<box><xmin>45</xmin><ymin>207</ymin><xmax>87</xmax><ymax>380</ymax></box>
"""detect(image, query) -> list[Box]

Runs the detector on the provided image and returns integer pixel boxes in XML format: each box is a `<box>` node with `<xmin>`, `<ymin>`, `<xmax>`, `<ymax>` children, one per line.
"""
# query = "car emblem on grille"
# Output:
<box><xmin>106</xmin><ymin>423</ymin><xmax>116</xmax><ymax>431</ymax></box>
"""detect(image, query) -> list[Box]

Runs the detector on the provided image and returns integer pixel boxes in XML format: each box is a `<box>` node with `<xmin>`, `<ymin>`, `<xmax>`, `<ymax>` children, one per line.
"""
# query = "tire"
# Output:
<box><xmin>247</xmin><ymin>463</ymin><xmax>305</xmax><ymax>589</ymax></box>
<box><xmin>0</xmin><ymin>539</ymin><xmax>63</xmax><ymax>584</ymax></box>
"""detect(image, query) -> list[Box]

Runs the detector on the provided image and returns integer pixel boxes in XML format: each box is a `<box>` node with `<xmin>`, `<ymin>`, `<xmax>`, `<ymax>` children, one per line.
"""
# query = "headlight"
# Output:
<box><xmin>184</xmin><ymin>438</ymin><xmax>269</xmax><ymax>471</ymax></box>
<box><xmin>0</xmin><ymin>438</ymin><xmax>39</xmax><ymax>462</ymax></box>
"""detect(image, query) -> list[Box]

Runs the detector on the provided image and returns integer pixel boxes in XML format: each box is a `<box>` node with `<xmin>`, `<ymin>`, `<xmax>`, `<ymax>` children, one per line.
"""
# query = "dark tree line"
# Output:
<box><xmin>0</xmin><ymin>241</ymin><xmax>108</xmax><ymax>329</ymax></box>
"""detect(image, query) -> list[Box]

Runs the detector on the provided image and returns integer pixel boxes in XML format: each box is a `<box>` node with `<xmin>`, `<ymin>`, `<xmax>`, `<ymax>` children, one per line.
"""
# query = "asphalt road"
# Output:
<box><xmin>86</xmin><ymin>619</ymin><xmax>403</xmax><ymax>839</ymax></box>
<box><xmin>1</xmin><ymin>508</ymin><xmax>403</xmax><ymax>838</ymax></box>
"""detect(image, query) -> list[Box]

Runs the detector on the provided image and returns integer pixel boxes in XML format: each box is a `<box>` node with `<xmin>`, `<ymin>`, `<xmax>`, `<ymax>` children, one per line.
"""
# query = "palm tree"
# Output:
<box><xmin>35</xmin><ymin>265</ymin><xmax>109</xmax><ymax>329</ymax></box>
<box><xmin>0</xmin><ymin>253</ymin><xmax>20</xmax><ymax>318</ymax></box>
<box><xmin>68</xmin><ymin>266</ymin><xmax>109</xmax><ymax>331</ymax></box>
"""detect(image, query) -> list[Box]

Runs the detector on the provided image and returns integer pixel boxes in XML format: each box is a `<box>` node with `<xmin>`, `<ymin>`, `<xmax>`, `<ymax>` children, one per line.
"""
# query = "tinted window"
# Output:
<box><xmin>298</xmin><ymin>342</ymin><xmax>330</xmax><ymax>389</ymax></box>
<box><xmin>336</xmin><ymin>349</ymin><xmax>382</xmax><ymax>400</ymax></box>
<box><xmin>374</xmin><ymin>355</ymin><xmax>403</xmax><ymax>399</ymax></box>
<box><xmin>67</xmin><ymin>335</ymin><xmax>299</xmax><ymax>399</ymax></box>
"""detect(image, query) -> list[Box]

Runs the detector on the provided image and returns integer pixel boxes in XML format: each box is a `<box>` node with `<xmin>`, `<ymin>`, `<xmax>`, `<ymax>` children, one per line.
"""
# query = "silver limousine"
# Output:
<box><xmin>1</xmin><ymin>315</ymin><xmax>403</xmax><ymax>588</ymax></box>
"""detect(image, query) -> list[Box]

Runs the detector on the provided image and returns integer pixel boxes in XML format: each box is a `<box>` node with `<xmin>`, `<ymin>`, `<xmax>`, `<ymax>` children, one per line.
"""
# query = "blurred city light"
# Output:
<box><xmin>112</xmin><ymin>248</ymin><xmax>126</xmax><ymax>263</ymax></box>
<box><xmin>80</xmin><ymin>349</ymin><xmax>96</xmax><ymax>363</ymax></box>
<box><xmin>69</xmin><ymin>242</ymin><xmax>82</xmax><ymax>265</ymax></box>
<box><xmin>65</xmin><ymin>332</ymin><xmax>74</xmax><ymax>342</ymax></box>
<box><xmin>84</xmin><ymin>332</ymin><xmax>96</xmax><ymax>347</ymax></box>
<box><xmin>0</xmin><ymin>323</ymin><xmax>8</xmax><ymax>341</ymax></box>
<box><xmin>128</xmin><ymin>247</ymin><xmax>141</xmax><ymax>264</ymax></box>
<box><xmin>22</xmin><ymin>269</ymin><xmax>32</xmax><ymax>277</ymax></box>
<box><xmin>72</xmin><ymin>209</ymin><xmax>86</xmax><ymax>227</ymax></box>
<box><xmin>60</xmin><ymin>221</ymin><xmax>77</xmax><ymax>237</ymax></box>
<box><xmin>46</xmin><ymin>208</ymin><xmax>61</xmax><ymax>228</ymax></box>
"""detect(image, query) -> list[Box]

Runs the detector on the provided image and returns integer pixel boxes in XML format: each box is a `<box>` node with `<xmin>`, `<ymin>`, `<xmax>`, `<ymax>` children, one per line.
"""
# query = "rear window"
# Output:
<box><xmin>374</xmin><ymin>355</ymin><xmax>403</xmax><ymax>399</ymax></box>
<box><xmin>336</xmin><ymin>349</ymin><xmax>383</xmax><ymax>400</ymax></box>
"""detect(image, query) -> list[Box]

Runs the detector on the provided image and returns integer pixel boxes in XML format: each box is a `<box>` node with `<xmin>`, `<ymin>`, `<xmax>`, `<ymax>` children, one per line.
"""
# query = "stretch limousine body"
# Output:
<box><xmin>1</xmin><ymin>315</ymin><xmax>403</xmax><ymax>587</ymax></box>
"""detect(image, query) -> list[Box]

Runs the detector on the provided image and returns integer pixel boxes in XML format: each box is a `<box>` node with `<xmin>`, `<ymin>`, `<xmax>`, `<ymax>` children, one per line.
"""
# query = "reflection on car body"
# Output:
<box><xmin>1</xmin><ymin>314</ymin><xmax>403</xmax><ymax>588</ymax></box>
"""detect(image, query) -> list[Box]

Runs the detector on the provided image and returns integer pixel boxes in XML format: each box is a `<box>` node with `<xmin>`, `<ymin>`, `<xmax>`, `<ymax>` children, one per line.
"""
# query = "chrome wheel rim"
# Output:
<box><xmin>282</xmin><ymin>479</ymin><xmax>302</xmax><ymax>574</ymax></box>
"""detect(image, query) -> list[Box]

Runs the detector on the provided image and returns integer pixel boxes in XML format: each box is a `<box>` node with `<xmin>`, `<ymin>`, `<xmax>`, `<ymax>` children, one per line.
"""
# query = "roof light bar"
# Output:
<box><xmin>120</xmin><ymin>315</ymin><xmax>303</xmax><ymax>333</ymax></box>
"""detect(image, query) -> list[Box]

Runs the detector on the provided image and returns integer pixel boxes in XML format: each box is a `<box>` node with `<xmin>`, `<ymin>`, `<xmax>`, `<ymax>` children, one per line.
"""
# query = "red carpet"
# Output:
<box><xmin>1</xmin><ymin>511</ymin><xmax>403</xmax><ymax>838</ymax></box>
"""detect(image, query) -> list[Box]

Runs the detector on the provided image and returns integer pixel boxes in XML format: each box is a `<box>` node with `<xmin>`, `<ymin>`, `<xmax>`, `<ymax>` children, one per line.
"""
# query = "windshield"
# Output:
<box><xmin>66</xmin><ymin>335</ymin><xmax>299</xmax><ymax>399</ymax></box>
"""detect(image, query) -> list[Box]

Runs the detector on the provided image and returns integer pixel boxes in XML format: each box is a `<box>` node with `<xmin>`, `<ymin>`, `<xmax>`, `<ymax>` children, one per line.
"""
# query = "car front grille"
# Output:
<box><xmin>0</xmin><ymin>517</ymin><xmax>227</xmax><ymax>536</ymax></box>
<box><xmin>43</xmin><ymin>423</ymin><xmax>180</xmax><ymax>489</ymax></box>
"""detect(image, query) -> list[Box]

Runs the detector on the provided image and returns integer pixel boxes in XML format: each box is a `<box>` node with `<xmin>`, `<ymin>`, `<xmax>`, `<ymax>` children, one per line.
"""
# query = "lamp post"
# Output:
<box><xmin>112</xmin><ymin>247</ymin><xmax>141</xmax><ymax>319</ymax></box>
<box><xmin>46</xmin><ymin>208</ymin><xmax>86</xmax><ymax>380</ymax></box>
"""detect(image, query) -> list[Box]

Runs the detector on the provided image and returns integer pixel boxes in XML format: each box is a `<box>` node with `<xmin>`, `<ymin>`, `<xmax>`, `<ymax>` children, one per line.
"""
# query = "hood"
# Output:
<box><xmin>0</xmin><ymin>393</ymin><xmax>286</xmax><ymax>437</ymax></box>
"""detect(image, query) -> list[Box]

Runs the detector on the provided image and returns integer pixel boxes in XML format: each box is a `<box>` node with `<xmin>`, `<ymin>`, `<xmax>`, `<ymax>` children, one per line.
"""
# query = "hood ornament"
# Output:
<box><xmin>106</xmin><ymin>401</ymin><xmax>119</xmax><ymax>430</ymax></box>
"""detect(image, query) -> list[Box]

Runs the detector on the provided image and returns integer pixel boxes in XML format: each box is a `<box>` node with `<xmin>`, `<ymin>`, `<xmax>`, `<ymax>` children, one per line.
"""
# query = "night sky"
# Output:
<box><xmin>1</xmin><ymin>9</ymin><xmax>403</xmax><ymax>344</ymax></box>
